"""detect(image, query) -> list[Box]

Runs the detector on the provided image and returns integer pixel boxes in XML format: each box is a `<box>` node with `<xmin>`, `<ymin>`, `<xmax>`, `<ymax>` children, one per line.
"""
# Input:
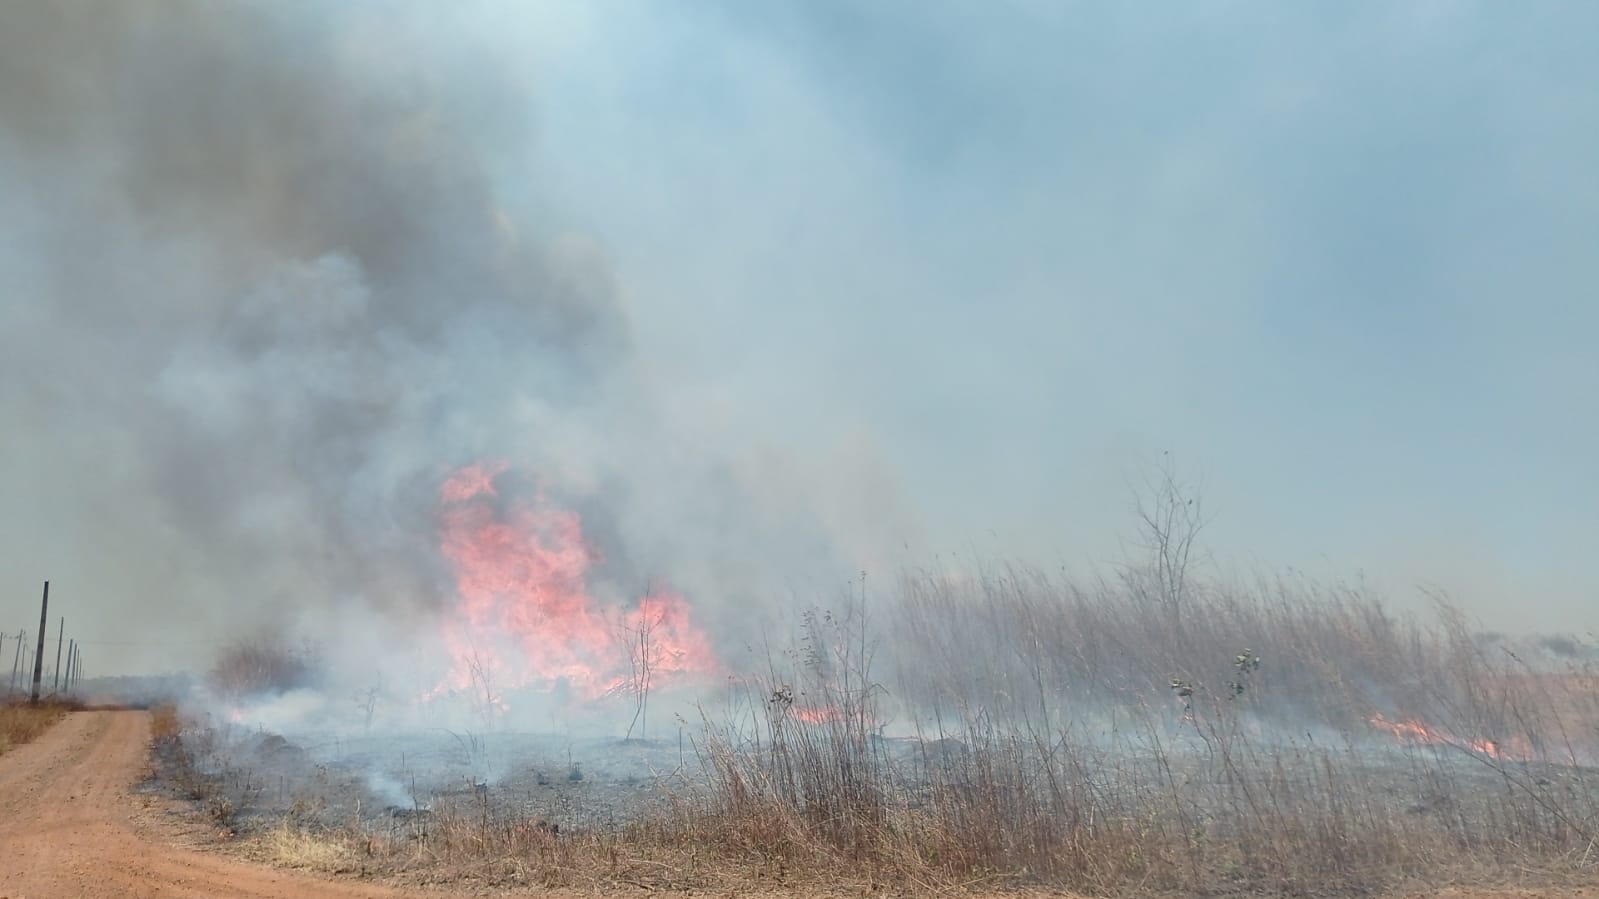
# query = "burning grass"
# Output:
<box><xmin>678</xmin><ymin>706</ymin><xmax>1595</xmax><ymax>895</ymax></box>
<box><xmin>651</xmin><ymin>572</ymin><xmax>1599</xmax><ymax>895</ymax></box>
<box><xmin>153</xmin><ymin>568</ymin><xmax>1599</xmax><ymax>896</ymax></box>
<box><xmin>0</xmin><ymin>698</ymin><xmax>75</xmax><ymax>755</ymax></box>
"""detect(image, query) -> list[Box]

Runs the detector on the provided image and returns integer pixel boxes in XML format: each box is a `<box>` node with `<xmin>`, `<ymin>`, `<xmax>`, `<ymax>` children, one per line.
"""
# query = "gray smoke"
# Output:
<box><xmin>0</xmin><ymin>1</ymin><xmax>871</xmax><ymax>677</ymax></box>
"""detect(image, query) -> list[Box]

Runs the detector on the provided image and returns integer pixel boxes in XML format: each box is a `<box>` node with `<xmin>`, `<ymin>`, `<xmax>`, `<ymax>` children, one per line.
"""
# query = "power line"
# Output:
<box><xmin>27</xmin><ymin>638</ymin><xmax>217</xmax><ymax>647</ymax></box>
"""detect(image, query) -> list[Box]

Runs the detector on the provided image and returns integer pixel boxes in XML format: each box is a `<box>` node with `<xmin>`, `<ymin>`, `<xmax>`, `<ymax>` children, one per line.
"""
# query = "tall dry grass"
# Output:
<box><xmin>0</xmin><ymin>698</ymin><xmax>74</xmax><ymax>755</ymax></box>
<box><xmin>207</xmin><ymin>636</ymin><xmax>322</xmax><ymax>701</ymax></box>
<box><xmin>669</xmin><ymin>568</ymin><xmax>1599</xmax><ymax>895</ymax></box>
<box><xmin>185</xmin><ymin>566</ymin><xmax>1599</xmax><ymax>895</ymax></box>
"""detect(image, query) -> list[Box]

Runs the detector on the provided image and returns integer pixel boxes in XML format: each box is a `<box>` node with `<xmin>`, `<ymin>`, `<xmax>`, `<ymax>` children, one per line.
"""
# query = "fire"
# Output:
<box><xmin>792</xmin><ymin>705</ymin><xmax>843</xmax><ymax>725</ymax></box>
<box><xmin>431</xmin><ymin>461</ymin><xmax>719</xmax><ymax>707</ymax></box>
<box><xmin>1367</xmin><ymin>713</ymin><xmax>1531</xmax><ymax>762</ymax></box>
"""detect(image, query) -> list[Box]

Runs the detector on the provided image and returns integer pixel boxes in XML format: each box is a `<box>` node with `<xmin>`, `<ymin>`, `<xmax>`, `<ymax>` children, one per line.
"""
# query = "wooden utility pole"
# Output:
<box><xmin>53</xmin><ymin>616</ymin><xmax>64</xmax><ymax>692</ymax></box>
<box><xmin>30</xmin><ymin>581</ymin><xmax>48</xmax><ymax>703</ymax></box>
<box><xmin>65</xmin><ymin>639</ymin><xmax>75</xmax><ymax>693</ymax></box>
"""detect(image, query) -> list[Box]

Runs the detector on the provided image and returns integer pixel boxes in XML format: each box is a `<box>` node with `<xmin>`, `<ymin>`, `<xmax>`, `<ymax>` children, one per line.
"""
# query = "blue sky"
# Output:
<box><xmin>501</xmin><ymin>2</ymin><xmax>1598</xmax><ymax>629</ymax></box>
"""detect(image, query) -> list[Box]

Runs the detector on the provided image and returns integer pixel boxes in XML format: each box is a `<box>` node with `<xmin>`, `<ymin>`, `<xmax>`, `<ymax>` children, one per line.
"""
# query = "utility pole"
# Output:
<box><xmin>9</xmin><ymin>630</ymin><xmax>24</xmax><ymax>695</ymax></box>
<box><xmin>30</xmin><ymin>581</ymin><xmax>48</xmax><ymax>704</ymax></box>
<box><xmin>65</xmin><ymin>639</ymin><xmax>75</xmax><ymax>693</ymax></box>
<box><xmin>53</xmin><ymin>616</ymin><xmax>64</xmax><ymax>692</ymax></box>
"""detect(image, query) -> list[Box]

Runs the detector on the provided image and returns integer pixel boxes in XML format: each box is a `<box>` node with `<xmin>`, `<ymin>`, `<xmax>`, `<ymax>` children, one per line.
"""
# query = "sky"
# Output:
<box><xmin>0</xmin><ymin>2</ymin><xmax>1595</xmax><ymax>676</ymax></box>
<box><xmin>510</xmin><ymin>1</ymin><xmax>1599</xmax><ymax>628</ymax></box>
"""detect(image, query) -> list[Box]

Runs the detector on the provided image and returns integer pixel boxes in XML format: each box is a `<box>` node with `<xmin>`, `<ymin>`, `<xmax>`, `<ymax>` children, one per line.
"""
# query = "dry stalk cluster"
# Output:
<box><xmin>0</xmin><ymin>697</ymin><xmax>73</xmax><ymax>755</ymax></box>
<box><xmin>207</xmin><ymin>637</ymin><xmax>323</xmax><ymax>702</ymax></box>
<box><xmin>151</xmin><ymin>703</ymin><xmax>264</xmax><ymax>828</ymax></box>
<box><xmin>669</xmin><ymin>569</ymin><xmax>1599</xmax><ymax>895</ymax></box>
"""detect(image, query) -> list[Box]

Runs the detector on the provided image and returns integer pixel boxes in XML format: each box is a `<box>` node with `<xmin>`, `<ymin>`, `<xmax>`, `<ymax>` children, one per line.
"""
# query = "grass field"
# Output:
<box><xmin>154</xmin><ymin>566</ymin><xmax>1599</xmax><ymax>896</ymax></box>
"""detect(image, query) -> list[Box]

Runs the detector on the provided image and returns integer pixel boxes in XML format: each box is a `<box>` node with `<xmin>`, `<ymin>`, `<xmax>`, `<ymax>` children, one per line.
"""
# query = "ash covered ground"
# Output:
<box><xmin>147</xmin><ymin>721</ymin><xmax>696</xmax><ymax>834</ymax></box>
<box><xmin>143</xmin><ymin>684</ymin><xmax>726</xmax><ymax>836</ymax></box>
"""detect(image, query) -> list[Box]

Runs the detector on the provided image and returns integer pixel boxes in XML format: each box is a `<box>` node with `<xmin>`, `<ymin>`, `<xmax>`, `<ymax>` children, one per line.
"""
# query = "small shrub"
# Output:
<box><xmin>207</xmin><ymin>636</ymin><xmax>321</xmax><ymax>700</ymax></box>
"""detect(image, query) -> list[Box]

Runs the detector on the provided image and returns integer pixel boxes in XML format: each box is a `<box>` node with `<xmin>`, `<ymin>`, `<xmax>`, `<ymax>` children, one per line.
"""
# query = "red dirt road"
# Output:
<box><xmin>0</xmin><ymin>710</ymin><xmax>427</xmax><ymax>899</ymax></box>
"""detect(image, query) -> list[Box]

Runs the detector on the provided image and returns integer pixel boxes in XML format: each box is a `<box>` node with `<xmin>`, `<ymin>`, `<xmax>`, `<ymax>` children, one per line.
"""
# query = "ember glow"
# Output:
<box><xmin>1367</xmin><ymin>713</ymin><xmax>1531</xmax><ymax>762</ymax></box>
<box><xmin>432</xmin><ymin>461</ymin><xmax>720</xmax><ymax>707</ymax></box>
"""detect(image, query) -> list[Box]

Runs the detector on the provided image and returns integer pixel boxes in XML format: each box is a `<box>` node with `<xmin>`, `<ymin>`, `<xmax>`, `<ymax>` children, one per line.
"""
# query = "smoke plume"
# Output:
<box><xmin>0</xmin><ymin>1</ymin><xmax>865</xmax><ymax>678</ymax></box>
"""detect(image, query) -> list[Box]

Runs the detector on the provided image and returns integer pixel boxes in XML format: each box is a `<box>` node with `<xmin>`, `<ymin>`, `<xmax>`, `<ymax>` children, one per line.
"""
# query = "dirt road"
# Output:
<box><xmin>0</xmin><ymin>710</ymin><xmax>429</xmax><ymax>899</ymax></box>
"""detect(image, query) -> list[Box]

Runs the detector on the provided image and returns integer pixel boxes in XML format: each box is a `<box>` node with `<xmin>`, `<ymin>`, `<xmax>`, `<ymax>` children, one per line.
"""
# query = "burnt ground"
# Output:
<box><xmin>134</xmin><ymin>688</ymin><xmax>1599</xmax><ymax>899</ymax></box>
<box><xmin>144</xmin><ymin>707</ymin><xmax>1597</xmax><ymax>844</ymax></box>
<box><xmin>141</xmin><ymin>714</ymin><xmax>984</xmax><ymax>842</ymax></box>
<box><xmin>143</xmin><ymin>718</ymin><xmax>708</xmax><ymax>837</ymax></box>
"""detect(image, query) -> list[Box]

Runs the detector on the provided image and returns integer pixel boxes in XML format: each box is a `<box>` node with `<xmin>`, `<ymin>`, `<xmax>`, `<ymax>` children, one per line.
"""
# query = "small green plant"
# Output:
<box><xmin>1227</xmin><ymin>648</ymin><xmax>1261</xmax><ymax>700</ymax></box>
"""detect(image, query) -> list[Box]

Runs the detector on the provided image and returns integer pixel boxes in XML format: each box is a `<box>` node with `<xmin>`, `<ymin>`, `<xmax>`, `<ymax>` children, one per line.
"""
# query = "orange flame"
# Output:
<box><xmin>1367</xmin><ymin>713</ymin><xmax>1530</xmax><ymax>762</ymax></box>
<box><xmin>792</xmin><ymin>705</ymin><xmax>843</xmax><ymax>725</ymax></box>
<box><xmin>431</xmin><ymin>461</ymin><xmax>719</xmax><ymax>708</ymax></box>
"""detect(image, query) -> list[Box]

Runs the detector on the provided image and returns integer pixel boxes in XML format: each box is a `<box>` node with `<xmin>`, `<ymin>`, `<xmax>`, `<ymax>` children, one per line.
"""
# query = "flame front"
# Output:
<box><xmin>432</xmin><ymin>461</ymin><xmax>719</xmax><ymax>708</ymax></box>
<box><xmin>1367</xmin><ymin>713</ymin><xmax>1531</xmax><ymax>762</ymax></box>
<box><xmin>792</xmin><ymin>705</ymin><xmax>843</xmax><ymax>725</ymax></box>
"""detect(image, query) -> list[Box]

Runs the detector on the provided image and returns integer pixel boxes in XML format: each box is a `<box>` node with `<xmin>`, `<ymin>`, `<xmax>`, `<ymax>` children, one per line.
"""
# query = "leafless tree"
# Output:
<box><xmin>619</xmin><ymin>594</ymin><xmax>665</xmax><ymax>740</ymax></box>
<box><xmin>354</xmin><ymin>683</ymin><xmax>382</xmax><ymax>731</ymax></box>
<box><xmin>1122</xmin><ymin>451</ymin><xmax>1212</xmax><ymax>622</ymax></box>
<box><xmin>464</xmin><ymin>649</ymin><xmax>501</xmax><ymax>729</ymax></box>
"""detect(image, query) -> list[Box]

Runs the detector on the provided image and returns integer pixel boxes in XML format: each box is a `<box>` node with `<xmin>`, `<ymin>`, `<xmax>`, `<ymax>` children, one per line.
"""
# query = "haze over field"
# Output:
<box><xmin>1</xmin><ymin>1</ymin><xmax>1596</xmax><ymax>677</ymax></box>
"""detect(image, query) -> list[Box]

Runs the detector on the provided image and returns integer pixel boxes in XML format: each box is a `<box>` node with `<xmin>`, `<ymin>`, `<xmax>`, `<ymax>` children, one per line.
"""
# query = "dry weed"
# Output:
<box><xmin>0</xmin><ymin>699</ymin><xmax>74</xmax><ymax>755</ymax></box>
<box><xmin>260</xmin><ymin>823</ymin><xmax>357</xmax><ymax>873</ymax></box>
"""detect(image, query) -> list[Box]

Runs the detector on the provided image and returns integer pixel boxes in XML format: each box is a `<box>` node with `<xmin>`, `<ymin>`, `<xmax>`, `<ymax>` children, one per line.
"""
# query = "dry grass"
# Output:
<box><xmin>169</xmin><ymin>567</ymin><xmax>1599</xmax><ymax>896</ymax></box>
<box><xmin>653</xmin><ymin>570</ymin><xmax>1599</xmax><ymax>896</ymax></box>
<box><xmin>286</xmin><ymin>574</ymin><xmax>1598</xmax><ymax>896</ymax></box>
<box><xmin>150</xmin><ymin>703</ymin><xmax>253</xmax><ymax>827</ymax></box>
<box><xmin>207</xmin><ymin>637</ymin><xmax>321</xmax><ymax>701</ymax></box>
<box><xmin>150</xmin><ymin>703</ymin><xmax>182</xmax><ymax>742</ymax></box>
<box><xmin>0</xmin><ymin>699</ymin><xmax>74</xmax><ymax>755</ymax></box>
<box><xmin>258</xmin><ymin>822</ymin><xmax>359</xmax><ymax>873</ymax></box>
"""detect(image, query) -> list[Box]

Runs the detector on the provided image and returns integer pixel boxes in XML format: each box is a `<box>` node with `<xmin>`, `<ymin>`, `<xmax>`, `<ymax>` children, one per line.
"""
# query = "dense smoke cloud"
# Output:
<box><xmin>4</xmin><ymin>2</ymin><xmax>1597</xmax><ymax>680</ymax></box>
<box><xmin>0</xmin><ymin>2</ymin><xmax>872</xmax><ymax>675</ymax></box>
